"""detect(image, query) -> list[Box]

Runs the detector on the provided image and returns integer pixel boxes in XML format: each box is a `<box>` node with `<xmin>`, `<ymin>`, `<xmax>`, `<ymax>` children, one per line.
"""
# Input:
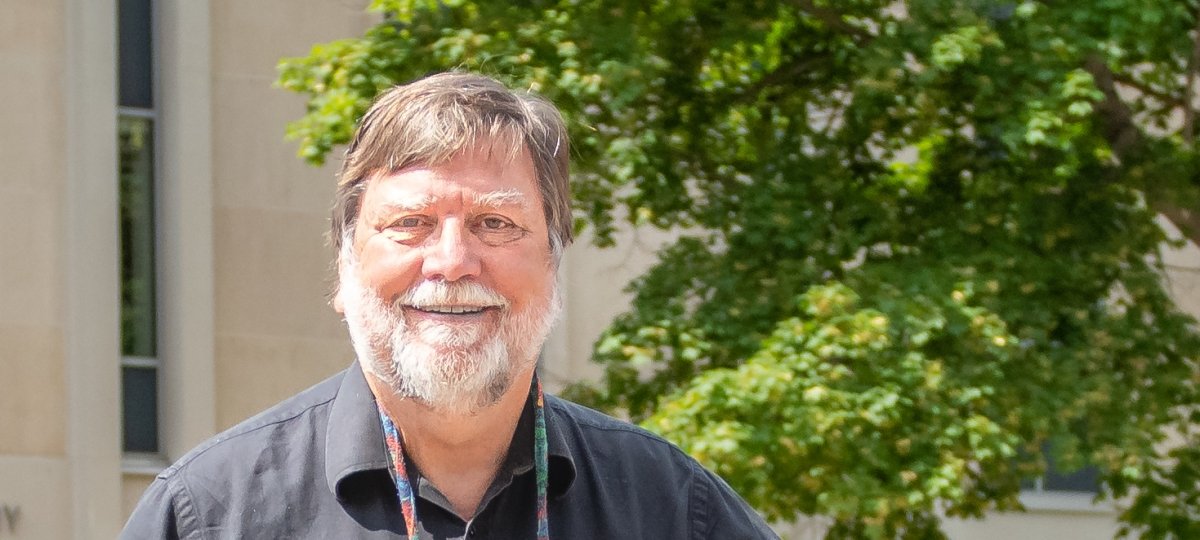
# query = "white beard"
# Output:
<box><xmin>339</xmin><ymin>260</ymin><xmax>561</xmax><ymax>416</ymax></box>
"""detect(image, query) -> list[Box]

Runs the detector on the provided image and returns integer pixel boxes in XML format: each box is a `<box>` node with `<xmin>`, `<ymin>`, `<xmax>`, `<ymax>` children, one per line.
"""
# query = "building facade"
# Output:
<box><xmin>0</xmin><ymin>1</ymin><xmax>1192</xmax><ymax>538</ymax></box>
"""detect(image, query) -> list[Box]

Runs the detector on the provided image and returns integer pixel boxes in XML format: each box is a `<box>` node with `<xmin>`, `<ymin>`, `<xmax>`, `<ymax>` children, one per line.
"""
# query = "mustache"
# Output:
<box><xmin>395</xmin><ymin>280</ymin><xmax>508</xmax><ymax>310</ymax></box>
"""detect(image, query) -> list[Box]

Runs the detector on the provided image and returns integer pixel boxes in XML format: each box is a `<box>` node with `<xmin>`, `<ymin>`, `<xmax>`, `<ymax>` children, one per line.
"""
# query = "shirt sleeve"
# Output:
<box><xmin>120</xmin><ymin>475</ymin><xmax>196</xmax><ymax>540</ymax></box>
<box><xmin>689</xmin><ymin>463</ymin><xmax>780</xmax><ymax>540</ymax></box>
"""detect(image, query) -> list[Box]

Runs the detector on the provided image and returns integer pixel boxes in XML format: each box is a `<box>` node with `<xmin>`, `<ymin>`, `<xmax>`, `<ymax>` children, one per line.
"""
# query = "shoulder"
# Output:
<box><xmin>122</xmin><ymin>370</ymin><xmax>348</xmax><ymax>538</ymax></box>
<box><xmin>544</xmin><ymin>395</ymin><xmax>779</xmax><ymax>539</ymax></box>
<box><xmin>545</xmin><ymin>394</ymin><xmax>690</xmax><ymax>460</ymax></box>
<box><xmin>162</xmin><ymin>369</ymin><xmax>344</xmax><ymax>478</ymax></box>
<box><xmin>545</xmin><ymin>394</ymin><xmax>702</xmax><ymax>492</ymax></box>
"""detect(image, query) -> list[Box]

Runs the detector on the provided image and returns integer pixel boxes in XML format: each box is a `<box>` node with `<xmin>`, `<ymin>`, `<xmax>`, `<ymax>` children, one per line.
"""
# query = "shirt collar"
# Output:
<box><xmin>325</xmin><ymin>361</ymin><xmax>390</xmax><ymax>498</ymax></box>
<box><xmin>542</xmin><ymin>394</ymin><xmax>578</xmax><ymax>499</ymax></box>
<box><xmin>325</xmin><ymin>362</ymin><xmax>578</xmax><ymax>499</ymax></box>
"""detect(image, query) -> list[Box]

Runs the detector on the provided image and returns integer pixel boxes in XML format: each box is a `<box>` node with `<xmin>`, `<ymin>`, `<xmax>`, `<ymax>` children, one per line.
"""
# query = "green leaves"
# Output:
<box><xmin>643</xmin><ymin>282</ymin><xmax>1023</xmax><ymax>533</ymax></box>
<box><xmin>930</xmin><ymin>25</ymin><xmax>997</xmax><ymax>71</ymax></box>
<box><xmin>280</xmin><ymin>0</ymin><xmax>1200</xmax><ymax>537</ymax></box>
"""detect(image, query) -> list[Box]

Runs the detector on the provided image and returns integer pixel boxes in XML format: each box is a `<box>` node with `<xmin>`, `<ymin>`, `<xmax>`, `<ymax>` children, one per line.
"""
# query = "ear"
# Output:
<box><xmin>332</xmin><ymin>284</ymin><xmax>346</xmax><ymax>314</ymax></box>
<box><xmin>332</xmin><ymin>249</ymin><xmax>350</xmax><ymax>314</ymax></box>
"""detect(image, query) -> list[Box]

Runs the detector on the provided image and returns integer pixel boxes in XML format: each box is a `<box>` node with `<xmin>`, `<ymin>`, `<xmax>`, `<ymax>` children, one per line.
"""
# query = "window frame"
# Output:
<box><xmin>1019</xmin><ymin>448</ymin><xmax>1112</xmax><ymax>513</ymax></box>
<box><xmin>118</xmin><ymin>0</ymin><xmax>164</xmax><ymax>464</ymax></box>
<box><xmin>120</xmin><ymin>0</ymin><xmax>217</xmax><ymax>473</ymax></box>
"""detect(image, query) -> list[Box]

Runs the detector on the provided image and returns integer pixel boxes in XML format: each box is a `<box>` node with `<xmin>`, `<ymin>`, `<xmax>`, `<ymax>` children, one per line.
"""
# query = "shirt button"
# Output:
<box><xmin>468</xmin><ymin>525</ymin><xmax>478</xmax><ymax>537</ymax></box>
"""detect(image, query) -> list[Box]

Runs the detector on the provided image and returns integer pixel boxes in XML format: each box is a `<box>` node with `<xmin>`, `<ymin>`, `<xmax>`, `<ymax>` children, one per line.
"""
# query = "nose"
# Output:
<box><xmin>421</xmin><ymin>218</ymin><xmax>481</xmax><ymax>282</ymax></box>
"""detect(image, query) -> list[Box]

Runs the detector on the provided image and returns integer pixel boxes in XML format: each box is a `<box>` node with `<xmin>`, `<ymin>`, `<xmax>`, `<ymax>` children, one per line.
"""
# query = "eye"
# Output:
<box><xmin>380</xmin><ymin>215</ymin><xmax>434</xmax><ymax>244</ymax></box>
<box><xmin>480</xmin><ymin>216</ymin><xmax>511</xmax><ymax>230</ymax></box>
<box><xmin>386</xmin><ymin>215</ymin><xmax>432</xmax><ymax>229</ymax></box>
<box><xmin>472</xmin><ymin>214</ymin><xmax>528</xmax><ymax>244</ymax></box>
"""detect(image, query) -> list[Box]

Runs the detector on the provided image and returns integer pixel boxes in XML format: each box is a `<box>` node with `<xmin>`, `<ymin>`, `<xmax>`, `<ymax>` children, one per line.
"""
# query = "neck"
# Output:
<box><xmin>367</xmin><ymin>365</ymin><xmax>535</xmax><ymax>519</ymax></box>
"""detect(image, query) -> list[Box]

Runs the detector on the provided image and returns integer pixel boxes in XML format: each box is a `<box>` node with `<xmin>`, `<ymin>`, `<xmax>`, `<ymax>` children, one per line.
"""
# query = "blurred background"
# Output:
<box><xmin>2</xmin><ymin>1</ymin><xmax>1198</xmax><ymax>538</ymax></box>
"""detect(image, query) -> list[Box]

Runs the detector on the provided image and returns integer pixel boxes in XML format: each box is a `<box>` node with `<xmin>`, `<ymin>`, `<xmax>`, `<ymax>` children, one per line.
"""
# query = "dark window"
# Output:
<box><xmin>1022</xmin><ymin>441</ymin><xmax>1101</xmax><ymax>494</ymax></box>
<box><xmin>119</xmin><ymin>116</ymin><xmax>156</xmax><ymax>359</ymax></box>
<box><xmin>118</xmin><ymin>0</ymin><xmax>153</xmax><ymax>108</ymax></box>
<box><xmin>122</xmin><ymin>365</ymin><xmax>159</xmax><ymax>452</ymax></box>
<box><xmin>1042</xmin><ymin>450</ymin><xmax>1100</xmax><ymax>493</ymax></box>
<box><xmin>118</xmin><ymin>0</ymin><xmax>158</xmax><ymax>455</ymax></box>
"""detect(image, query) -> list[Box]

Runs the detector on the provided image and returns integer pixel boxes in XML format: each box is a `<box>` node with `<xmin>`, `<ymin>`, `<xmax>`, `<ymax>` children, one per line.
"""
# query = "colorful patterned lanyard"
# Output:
<box><xmin>377</xmin><ymin>379</ymin><xmax>550</xmax><ymax>540</ymax></box>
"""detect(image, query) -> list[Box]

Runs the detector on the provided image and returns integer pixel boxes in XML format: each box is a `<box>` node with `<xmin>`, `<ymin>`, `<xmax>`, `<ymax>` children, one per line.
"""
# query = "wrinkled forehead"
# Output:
<box><xmin>362</xmin><ymin>135</ymin><xmax>534</xmax><ymax>192</ymax></box>
<box><xmin>342</xmin><ymin>114</ymin><xmax>530</xmax><ymax>189</ymax></box>
<box><xmin>370</xmin><ymin>141</ymin><xmax>536</xmax><ymax>192</ymax></box>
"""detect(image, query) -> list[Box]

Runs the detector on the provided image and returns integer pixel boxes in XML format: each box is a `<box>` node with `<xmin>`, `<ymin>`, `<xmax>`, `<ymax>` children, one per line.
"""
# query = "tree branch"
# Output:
<box><xmin>1082</xmin><ymin>56</ymin><xmax>1143</xmax><ymax>157</ymax></box>
<box><xmin>788</xmin><ymin>0</ymin><xmax>872</xmax><ymax>43</ymax></box>
<box><xmin>1083</xmin><ymin>56</ymin><xmax>1200</xmax><ymax>246</ymax></box>
<box><xmin>1184</xmin><ymin>7</ymin><xmax>1200</xmax><ymax>144</ymax></box>
<box><xmin>1112</xmin><ymin>73</ymin><xmax>1189</xmax><ymax>110</ymax></box>
<box><xmin>1157</xmin><ymin>203</ymin><xmax>1200</xmax><ymax>245</ymax></box>
<box><xmin>738</xmin><ymin>2</ymin><xmax>877</xmax><ymax>103</ymax></box>
<box><xmin>738</xmin><ymin>53</ymin><xmax>832</xmax><ymax>103</ymax></box>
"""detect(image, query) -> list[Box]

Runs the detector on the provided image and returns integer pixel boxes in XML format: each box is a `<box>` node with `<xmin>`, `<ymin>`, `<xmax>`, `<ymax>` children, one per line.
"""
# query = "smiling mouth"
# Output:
<box><xmin>407</xmin><ymin>305</ymin><xmax>498</xmax><ymax>315</ymax></box>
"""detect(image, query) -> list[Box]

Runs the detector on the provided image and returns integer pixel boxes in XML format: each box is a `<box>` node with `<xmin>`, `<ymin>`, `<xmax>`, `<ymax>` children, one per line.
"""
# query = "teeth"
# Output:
<box><xmin>418</xmin><ymin>305</ymin><xmax>486</xmax><ymax>314</ymax></box>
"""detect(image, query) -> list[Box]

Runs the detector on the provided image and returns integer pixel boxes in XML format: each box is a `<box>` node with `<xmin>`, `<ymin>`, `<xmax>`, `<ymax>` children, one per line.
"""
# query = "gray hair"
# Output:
<box><xmin>330</xmin><ymin>72</ymin><xmax>572</xmax><ymax>264</ymax></box>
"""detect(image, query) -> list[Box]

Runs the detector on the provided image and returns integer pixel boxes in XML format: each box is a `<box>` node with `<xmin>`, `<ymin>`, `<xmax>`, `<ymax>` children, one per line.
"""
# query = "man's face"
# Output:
<box><xmin>338</xmin><ymin>143</ymin><xmax>560</xmax><ymax>414</ymax></box>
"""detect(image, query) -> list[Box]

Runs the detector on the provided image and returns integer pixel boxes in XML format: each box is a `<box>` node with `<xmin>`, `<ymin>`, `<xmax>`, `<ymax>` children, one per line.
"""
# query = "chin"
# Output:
<box><xmin>375</xmin><ymin>333</ymin><xmax>519</xmax><ymax>415</ymax></box>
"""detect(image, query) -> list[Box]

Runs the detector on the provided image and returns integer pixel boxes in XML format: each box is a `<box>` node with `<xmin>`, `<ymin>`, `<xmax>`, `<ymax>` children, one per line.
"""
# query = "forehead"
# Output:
<box><xmin>362</xmin><ymin>145</ymin><xmax>540</xmax><ymax>211</ymax></box>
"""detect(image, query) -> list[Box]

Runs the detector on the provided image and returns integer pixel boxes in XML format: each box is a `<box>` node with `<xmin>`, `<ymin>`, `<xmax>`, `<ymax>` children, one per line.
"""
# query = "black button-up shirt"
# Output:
<box><xmin>122</xmin><ymin>363</ymin><xmax>778</xmax><ymax>539</ymax></box>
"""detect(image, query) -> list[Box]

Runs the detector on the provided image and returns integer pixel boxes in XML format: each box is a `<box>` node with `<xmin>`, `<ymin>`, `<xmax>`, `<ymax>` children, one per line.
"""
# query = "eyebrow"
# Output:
<box><xmin>372</xmin><ymin>189</ymin><xmax>528</xmax><ymax>219</ymax></box>
<box><xmin>472</xmin><ymin>189</ymin><xmax>529</xmax><ymax>209</ymax></box>
<box><xmin>377</xmin><ymin>193</ymin><xmax>438</xmax><ymax>214</ymax></box>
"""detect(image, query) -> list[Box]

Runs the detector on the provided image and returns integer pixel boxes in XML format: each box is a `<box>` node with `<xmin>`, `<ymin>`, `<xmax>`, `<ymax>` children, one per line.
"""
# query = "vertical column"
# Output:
<box><xmin>65</xmin><ymin>0</ymin><xmax>122</xmax><ymax>536</ymax></box>
<box><xmin>157</xmin><ymin>0</ymin><xmax>217</xmax><ymax>460</ymax></box>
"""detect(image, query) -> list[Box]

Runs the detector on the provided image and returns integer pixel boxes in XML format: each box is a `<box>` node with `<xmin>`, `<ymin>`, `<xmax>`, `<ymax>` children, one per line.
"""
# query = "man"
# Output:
<box><xmin>123</xmin><ymin>72</ymin><xmax>777</xmax><ymax>539</ymax></box>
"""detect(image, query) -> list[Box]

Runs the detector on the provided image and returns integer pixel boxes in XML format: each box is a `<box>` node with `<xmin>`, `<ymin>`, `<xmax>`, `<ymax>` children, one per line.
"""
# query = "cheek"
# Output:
<box><xmin>354</xmin><ymin>237</ymin><xmax>425</xmax><ymax>301</ymax></box>
<box><xmin>484</xmin><ymin>249</ymin><xmax>556</xmax><ymax>307</ymax></box>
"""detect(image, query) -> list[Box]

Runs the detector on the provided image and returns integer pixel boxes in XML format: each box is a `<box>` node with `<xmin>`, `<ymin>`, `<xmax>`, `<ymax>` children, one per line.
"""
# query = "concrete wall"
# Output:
<box><xmin>543</xmin><ymin>226</ymin><xmax>675</xmax><ymax>390</ymax></box>
<box><xmin>1</xmin><ymin>0</ymin><xmax>122</xmax><ymax>537</ymax></box>
<box><xmin>208</xmin><ymin>0</ymin><xmax>373</xmax><ymax>433</ymax></box>
<box><xmin>944</xmin><ymin>508</ymin><xmax>1120</xmax><ymax>540</ymax></box>
<box><xmin>0</xmin><ymin>0</ymin><xmax>67</xmax><ymax>462</ymax></box>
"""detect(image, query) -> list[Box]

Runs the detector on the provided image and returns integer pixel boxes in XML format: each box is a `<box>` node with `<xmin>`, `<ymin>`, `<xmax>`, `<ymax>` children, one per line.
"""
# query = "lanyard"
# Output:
<box><xmin>378</xmin><ymin>379</ymin><xmax>550</xmax><ymax>540</ymax></box>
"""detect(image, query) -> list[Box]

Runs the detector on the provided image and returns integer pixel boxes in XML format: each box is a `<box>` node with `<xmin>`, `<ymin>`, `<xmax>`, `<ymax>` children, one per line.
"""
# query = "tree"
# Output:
<box><xmin>278</xmin><ymin>1</ymin><xmax>1200</xmax><ymax>537</ymax></box>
